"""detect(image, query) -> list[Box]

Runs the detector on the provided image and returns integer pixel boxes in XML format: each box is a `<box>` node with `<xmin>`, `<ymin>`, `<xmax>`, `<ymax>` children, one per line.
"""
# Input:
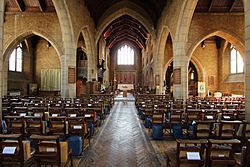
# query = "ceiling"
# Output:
<box><xmin>195</xmin><ymin>0</ymin><xmax>244</xmax><ymax>13</ymax></box>
<box><xmin>5</xmin><ymin>0</ymin><xmax>55</xmax><ymax>13</ymax></box>
<box><xmin>4</xmin><ymin>0</ymin><xmax>244</xmax><ymax>51</ymax></box>
<box><xmin>84</xmin><ymin>0</ymin><xmax>168</xmax><ymax>27</ymax></box>
<box><xmin>102</xmin><ymin>15</ymin><xmax>148</xmax><ymax>50</ymax></box>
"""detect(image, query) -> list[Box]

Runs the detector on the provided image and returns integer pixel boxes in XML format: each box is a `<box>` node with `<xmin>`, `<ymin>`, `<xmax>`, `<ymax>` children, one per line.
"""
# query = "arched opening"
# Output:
<box><xmin>99</xmin><ymin>14</ymin><xmax>148</xmax><ymax>93</ymax></box>
<box><xmin>149</xmin><ymin>68</ymin><xmax>154</xmax><ymax>93</ymax></box>
<box><xmin>76</xmin><ymin>33</ymin><xmax>88</xmax><ymax>97</ymax></box>
<box><xmin>188</xmin><ymin>62</ymin><xmax>198</xmax><ymax>97</ymax></box>
<box><xmin>165</xmin><ymin>61</ymin><xmax>199</xmax><ymax>97</ymax></box>
<box><xmin>163</xmin><ymin>34</ymin><xmax>173</xmax><ymax>95</ymax></box>
<box><xmin>6</xmin><ymin>35</ymin><xmax>61</xmax><ymax>96</ymax></box>
<box><xmin>165</xmin><ymin>62</ymin><xmax>173</xmax><ymax>96</ymax></box>
<box><xmin>190</xmin><ymin>35</ymin><xmax>244</xmax><ymax>96</ymax></box>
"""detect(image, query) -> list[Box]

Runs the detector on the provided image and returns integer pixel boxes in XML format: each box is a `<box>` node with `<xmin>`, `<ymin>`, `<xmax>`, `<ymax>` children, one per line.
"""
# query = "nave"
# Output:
<box><xmin>80</xmin><ymin>100</ymin><xmax>162</xmax><ymax>167</ymax></box>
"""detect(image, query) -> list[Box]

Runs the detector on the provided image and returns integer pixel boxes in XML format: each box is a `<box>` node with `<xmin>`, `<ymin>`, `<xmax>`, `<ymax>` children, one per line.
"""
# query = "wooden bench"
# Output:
<box><xmin>207</xmin><ymin>139</ymin><xmax>241</xmax><ymax>167</ymax></box>
<box><xmin>0</xmin><ymin>134</ymin><xmax>26</xmax><ymax>166</ymax></box>
<box><xmin>176</xmin><ymin>139</ymin><xmax>208</xmax><ymax>167</ymax></box>
<box><xmin>31</xmin><ymin>134</ymin><xmax>73</xmax><ymax>167</ymax></box>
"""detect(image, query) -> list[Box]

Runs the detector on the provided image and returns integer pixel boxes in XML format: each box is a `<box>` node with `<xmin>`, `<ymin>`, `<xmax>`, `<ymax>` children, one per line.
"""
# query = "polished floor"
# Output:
<box><xmin>80</xmin><ymin>101</ymin><xmax>162</xmax><ymax>167</ymax></box>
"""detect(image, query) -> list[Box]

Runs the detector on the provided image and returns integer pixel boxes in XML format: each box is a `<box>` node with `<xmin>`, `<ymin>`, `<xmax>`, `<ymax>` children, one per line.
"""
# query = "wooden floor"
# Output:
<box><xmin>80</xmin><ymin>101</ymin><xmax>163</xmax><ymax>167</ymax></box>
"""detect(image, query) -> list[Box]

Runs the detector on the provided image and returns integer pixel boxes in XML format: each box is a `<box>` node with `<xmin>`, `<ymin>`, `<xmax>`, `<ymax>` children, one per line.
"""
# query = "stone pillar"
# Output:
<box><xmin>173</xmin><ymin>52</ymin><xmax>188</xmax><ymax>101</ymax></box>
<box><xmin>154</xmin><ymin>47</ymin><xmax>164</xmax><ymax>94</ymax></box>
<box><xmin>52</xmin><ymin>0</ymin><xmax>76</xmax><ymax>98</ymax></box>
<box><xmin>245</xmin><ymin>0</ymin><xmax>250</xmax><ymax>121</ymax></box>
<box><xmin>0</xmin><ymin>0</ymin><xmax>5</xmax><ymax>121</ymax></box>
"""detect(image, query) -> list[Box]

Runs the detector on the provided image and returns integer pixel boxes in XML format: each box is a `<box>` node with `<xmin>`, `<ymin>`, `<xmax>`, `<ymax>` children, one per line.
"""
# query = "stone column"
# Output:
<box><xmin>154</xmin><ymin>46</ymin><xmax>164</xmax><ymax>94</ymax></box>
<box><xmin>245</xmin><ymin>0</ymin><xmax>250</xmax><ymax>121</ymax></box>
<box><xmin>0</xmin><ymin>0</ymin><xmax>5</xmax><ymax>121</ymax></box>
<box><xmin>173</xmin><ymin>54</ymin><xmax>188</xmax><ymax>101</ymax></box>
<box><xmin>52</xmin><ymin>0</ymin><xmax>76</xmax><ymax>98</ymax></box>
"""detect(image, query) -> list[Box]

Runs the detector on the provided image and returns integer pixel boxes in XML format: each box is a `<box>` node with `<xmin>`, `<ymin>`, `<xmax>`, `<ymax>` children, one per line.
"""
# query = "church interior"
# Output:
<box><xmin>1</xmin><ymin>0</ymin><xmax>250</xmax><ymax>166</ymax></box>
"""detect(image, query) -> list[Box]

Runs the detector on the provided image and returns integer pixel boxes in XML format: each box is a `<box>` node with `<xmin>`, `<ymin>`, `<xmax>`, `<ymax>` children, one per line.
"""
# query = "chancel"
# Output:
<box><xmin>1</xmin><ymin>0</ymin><xmax>250</xmax><ymax>166</ymax></box>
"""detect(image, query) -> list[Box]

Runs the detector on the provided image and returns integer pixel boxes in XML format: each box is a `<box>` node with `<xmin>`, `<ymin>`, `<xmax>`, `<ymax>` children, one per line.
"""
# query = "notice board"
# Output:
<box><xmin>68</xmin><ymin>67</ymin><xmax>76</xmax><ymax>83</ymax></box>
<box><xmin>173</xmin><ymin>68</ymin><xmax>181</xmax><ymax>84</ymax></box>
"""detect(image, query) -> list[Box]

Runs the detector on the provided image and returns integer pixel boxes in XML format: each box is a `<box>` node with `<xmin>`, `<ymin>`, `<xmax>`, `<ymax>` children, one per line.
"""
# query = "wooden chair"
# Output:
<box><xmin>195</xmin><ymin>120</ymin><xmax>216</xmax><ymax>139</ymax></box>
<box><xmin>0</xmin><ymin>134</ymin><xmax>25</xmax><ymax>167</ymax></box>
<box><xmin>218</xmin><ymin>120</ymin><xmax>241</xmax><ymax>139</ymax></box>
<box><xmin>67</xmin><ymin>117</ymin><xmax>90</xmax><ymax>147</ymax></box>
<box><xmin>234</xmin><ymin>139</ymin><xmax>250</xmax><ymax>167</ymax></box>
<box><xmin>207</xmin><ymin>139</ymin><xmax>241</xmax><ymax>167</ymax></box>
<box><xmin>221</xmin><ymin>109</ymin><xmax>236</xmax><ymax>120</ymax></box>
<box><xmin>31</xmin><ymin>134</ymin><xmax>73</xmax><ymax>167</ymax></box>
<box><xmin>185</xmin><ymin>109</ymin><xmax>202</xmax><ymax>125</ymax></box>
<box><xmin>13</xmin><ymin>107</ymin><xmax>28</xmax><ymax>116</ymax></box>
<box><xmin>30</xmin><ymin>106</ymin><xmax>47</xmax><ymax>119</ymax></box>
<box><xmin>48</xmin><ymin>116</ymin><xmax>67</xmax><ymax>136</ymax></box>
<box><xmin>176</xmin><ymin>139</ymin><xmax>208</xmax><ymax>167</ymax></box>
<box><xmin>152</xmin><ymin>109</ymin><xmax>165</xmax><ymax>131</ymax></box>
<box><xmin>203</xmin><ymin>109</ymin><xmax>219</xmax><ymax>121</ymax></box>
<box><xmin>49</xmin><ymin>106</ymin><xmax>63</xmax><ymax>116</ymax></box>
<box><xmin>65</xmin><ymin>107</ymin><xmax>80</xmax><ymax>117</ymax></box>
<box><xmin>25</xmin><ymin>116</ymin><xmax>44</xmax><ymax>135</ymax></box>
<box><xmin>168</xmin><ymin>109</ymin><xmax>184</xmax><ymax>134</ymax></box>
<box><xmin>5</xmin><ymin>116</ymin><xmax>25</xmax><ymax>135</ymax></box>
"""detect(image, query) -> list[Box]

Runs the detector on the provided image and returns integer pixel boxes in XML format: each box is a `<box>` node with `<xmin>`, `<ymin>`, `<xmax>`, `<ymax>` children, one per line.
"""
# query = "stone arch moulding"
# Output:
<box><xmin>163</xmin><ymin>58</ymin><xmax>173</xmax><ymax>74</ymax></box>
<box><xmin>190</xmin><ymin>57</ymin><xmax>205</xmax><ymax>82</ymax></box>
<box><xmin>156</xmin><ymin>27</ymin><xmax>173</xmax><ymax>72</ymax></box>
<box><xmin>95</xmin><ymin>1</ymin><xmax>154</xmax><ymax>45</ymax></box>
<box><xmin>81</xmin><ymin>27</ymin><xmax>97</xmax><ymax>81</ymax></box>
<box><xmin>187</xmin><ymin>30</ymin><xmax>245</xmax><ymax>62</ymax></box>
<box><xmin>3</xmin><ymin>30</ymin><xmax>63</xmax><ymax>66</ymax></box>
<box><xmin>156</xmin><ymin>27</ymin><xmax>171</xmax><ymax>59</ymax></box>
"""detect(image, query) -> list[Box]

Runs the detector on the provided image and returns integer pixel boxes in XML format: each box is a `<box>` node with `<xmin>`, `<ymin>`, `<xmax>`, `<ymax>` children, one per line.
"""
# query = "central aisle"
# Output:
<box><xmin>80</xmin><ymin>101</ymin><xmax>160</xmax><ymax>167</ymax></box>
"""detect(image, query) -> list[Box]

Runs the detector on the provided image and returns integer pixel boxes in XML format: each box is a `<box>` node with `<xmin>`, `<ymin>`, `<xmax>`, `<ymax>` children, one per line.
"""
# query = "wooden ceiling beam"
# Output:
<box><xmin>108</xmin><ymin>36</ymin><xmax>144</xmax><ymax>49</ymax></box>
<box><xmin>106</xmin><ymin>23</ymin><xmax>148</xmax><ymax>40</ymax></box>
<box><xmin>229</xmin><ymin>0</ymin><xmax>238</xmax><ymax>12</ymax></box>
<box><xmin>107</xmin><ymin>33</ymin><xmax>144</xmax><ymax>48</ymax></box>
<box><xmin>208</xmin><ymin>0</ymin><xmax>215</xmax><ymax>12</ymax></box>
<box><xmin>106</xmin><ymin>29</ymin><xmax>145</xmax><ymax>44</ymax></box>
<box><xmin>38</xmin><ymin>0</ymin><xmax>47</xmax><ymax>12</ymax></box>
<box><xmin>15</xmin><ymin>0</ymin><xmax>25</xmax><ymax>12</ymax></box>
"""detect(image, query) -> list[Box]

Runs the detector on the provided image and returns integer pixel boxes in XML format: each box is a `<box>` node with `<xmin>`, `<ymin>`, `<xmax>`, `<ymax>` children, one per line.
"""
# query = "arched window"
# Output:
<box><xmin>117</xmin><ymin>45</ymin><xmax>134</xmax><ymax>65</ymax></box>
<box><xmin>230</xmin><ymin>45</ymin><xmax>243</xmax><ymax>74</ymax></box>
<box><xmin>9</xmin><ymin>43</ymin><xmax>23</xmax><ymax>72</ymax></box>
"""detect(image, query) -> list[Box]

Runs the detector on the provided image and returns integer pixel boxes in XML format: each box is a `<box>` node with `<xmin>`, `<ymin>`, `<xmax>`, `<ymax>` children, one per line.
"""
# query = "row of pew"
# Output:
<box><xmin>136</xmin><ymin>94</ymin><xmax>249</xmax><ymax>167</ymax></box>
<box><xmin>0</xmin><ymin>94</ymin><xmax>114</xmax><ymax>166</ymax></box>
<box><xmin>168</xmin><ymin>138</ymin><xmax>250</xmax><ymax>167</ymax></box>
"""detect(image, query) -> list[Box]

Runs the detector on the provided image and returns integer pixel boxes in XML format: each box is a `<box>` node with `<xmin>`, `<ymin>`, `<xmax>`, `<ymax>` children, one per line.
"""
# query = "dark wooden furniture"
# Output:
<box><xmin>195</xmin><ymin>120</ymin><xmax>216</xmax><ymax>139</ymax></box>
<box><xmin>67</xmin><ymin>117</ymin><xmax>90</xmax><ymax>147</ymax></box>
<box><xmin>207</xmin><ymin>139</ymin><xmax>241</xmax><ymax>167</ymax></box>
<box><xmin>48</xmin><ymin>116</ymin><xmax>67</xmax><ymax>135</ymax></box>
<box><xmin>0</xmin><ymin>134</ymin><xmax>25</xmax><ymax>166</ymax></box>
<box><xmin>25</xmin><ymin>116</ymin><xmax>44</xmax><ymax>135</ymax></box>
<box><xmin>31</xmin><ymin>134</ymin><xmax>72</xmax><ymax>167</ymax></box>
<box><xmin>234</xmin><ymin>139</ymin><xmax>250</xmax><ymax>167</ymax></box>
<box><xmin>218</xmin><ymin>120</ymin><xmax>241</xmax><ymax>139</ymax></box>
<box><xmin>5</xmin><ymin>116</ymin><xmax>25</xmax><ymax>135</ymax></box>
<box><xmin>176</xmin><ymin>139</ymin><xmax>208</xmax><ymax>167</ymax></box>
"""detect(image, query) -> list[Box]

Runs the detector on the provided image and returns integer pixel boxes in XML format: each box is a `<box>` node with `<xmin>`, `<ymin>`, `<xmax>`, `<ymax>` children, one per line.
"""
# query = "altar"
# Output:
<box><xmin>117</xmin><ymin>84</ymin><xmax>134</xmax><ymax>97</ymax></box>
<box><xmin>117</xmin><ymin>84</ymin><xmax>134</xmax><ymax>91</ymax></box>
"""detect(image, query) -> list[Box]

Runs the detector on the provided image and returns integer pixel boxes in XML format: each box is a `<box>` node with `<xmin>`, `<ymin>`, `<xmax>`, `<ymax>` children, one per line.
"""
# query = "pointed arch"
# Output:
<box><xmin>3</xmin><ymin>31</ymin><xmax>62</xmax><ymax>66</ymax></box>
<box><xmin>95</xmin><ymin>1</ymin><xmax>154</xmax><ymax>45</ymax></box>
<box><xmin>187</xmin><ymin>30</ymin><xmax>244</xmax><ymax>61</ymax></box>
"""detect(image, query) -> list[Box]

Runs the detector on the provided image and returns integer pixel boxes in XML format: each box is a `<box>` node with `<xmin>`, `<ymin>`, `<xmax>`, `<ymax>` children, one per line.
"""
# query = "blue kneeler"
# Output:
<box><xmin>68</xmin><ymin>135</ymin><xmax>83</xmax><ymax>156</ymax></box>
<box><xmin>152</xmin><ymin>124</ymin><xmax>163</xmax><ymax>140</ymax></box>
